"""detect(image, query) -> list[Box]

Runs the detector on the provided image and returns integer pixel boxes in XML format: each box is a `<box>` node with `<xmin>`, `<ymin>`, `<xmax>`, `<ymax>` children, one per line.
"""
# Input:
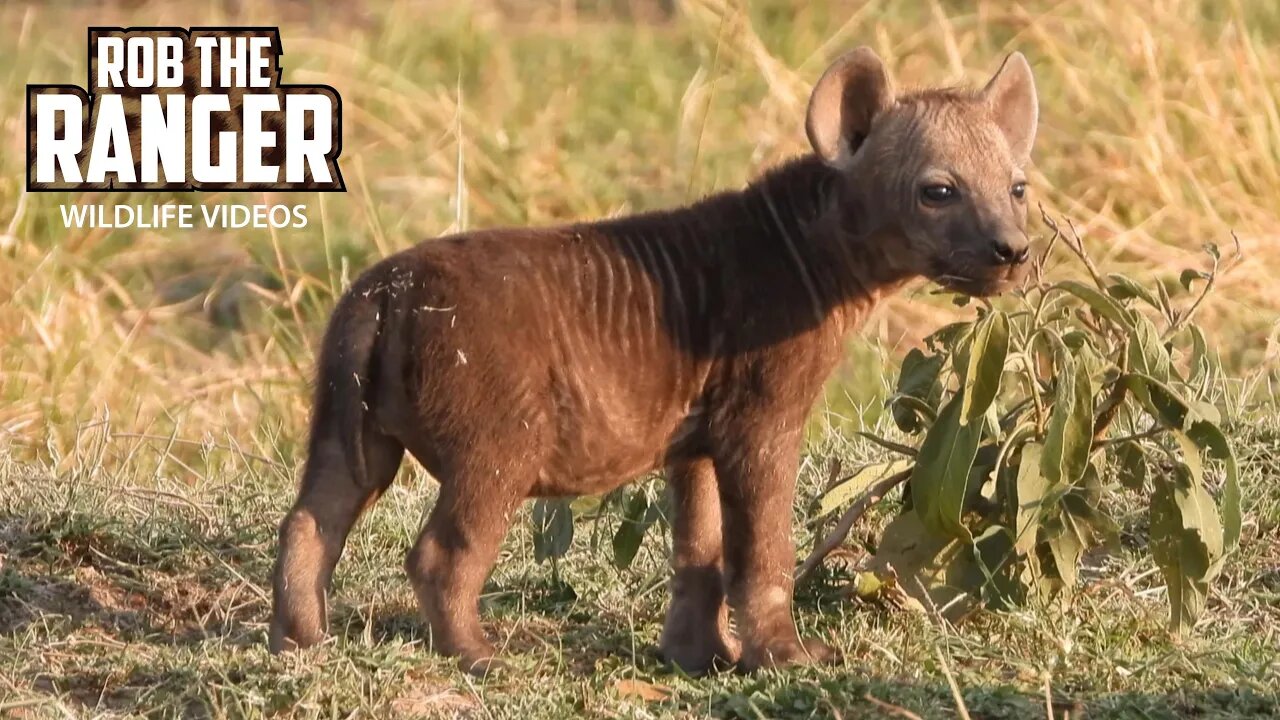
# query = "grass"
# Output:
<box><xmin>1</xmin><ymin>0</ymin><xmax>1278</xmax><ymax>717</ymax></box>
<box><xmin>2</xmin><ymin>422</ymin><xmax>1278</xmax><ymax>717</ymax></box>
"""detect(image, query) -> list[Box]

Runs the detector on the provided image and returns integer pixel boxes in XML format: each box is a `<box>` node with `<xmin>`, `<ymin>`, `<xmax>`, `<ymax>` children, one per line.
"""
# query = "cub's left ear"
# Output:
<box><xmin>982</xmin><ymin>52</ymin><xmax>1038</xmax><ymax>160</ymax></box>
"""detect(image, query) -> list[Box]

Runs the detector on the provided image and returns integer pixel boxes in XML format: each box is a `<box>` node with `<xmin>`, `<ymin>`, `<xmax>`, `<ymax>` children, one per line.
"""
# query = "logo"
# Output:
<box><xmin>27</xmin><ymin>27</ymin><xmax>344</xmax><ymax>192</ymax></box>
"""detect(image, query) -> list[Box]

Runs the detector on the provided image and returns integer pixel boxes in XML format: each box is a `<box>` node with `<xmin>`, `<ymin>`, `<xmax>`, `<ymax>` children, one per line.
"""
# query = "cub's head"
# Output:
<box><xmin>806</xmin><ymin>48</ymin><xmax>1039</xmax><ymax>297</ymax></box>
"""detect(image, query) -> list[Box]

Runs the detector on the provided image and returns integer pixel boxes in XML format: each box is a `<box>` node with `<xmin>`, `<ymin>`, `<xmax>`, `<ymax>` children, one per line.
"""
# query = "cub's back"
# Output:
<box><xmin>363</xmin><ymin>220</ymin><xmax>720</xmax><ymax>490</ymax></box>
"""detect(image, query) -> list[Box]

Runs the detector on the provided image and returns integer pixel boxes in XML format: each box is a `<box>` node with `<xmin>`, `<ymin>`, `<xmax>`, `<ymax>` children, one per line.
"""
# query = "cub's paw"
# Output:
<box><xmin>457</xmin><ymin>650</ymin><xmax>507</xmax><ymax>678</ymax></box>
<box><xmin>660</xmin><ymin>634</ymin><xmax>741</xmax><ymax>675</ymax></box>
<box><xmin>799</xmin><ymin>637</ymin><xmax>840</xmax><ymax>664</ymax></box>
<box><xmin>739</xmin><ymin>637</ymin><xmax>839</xmax><ymax>672</ymax></box>
<box><xmin>267</xmin><ymin>620</ymin><xmax>324</xmax><ymax>655</ymax></box>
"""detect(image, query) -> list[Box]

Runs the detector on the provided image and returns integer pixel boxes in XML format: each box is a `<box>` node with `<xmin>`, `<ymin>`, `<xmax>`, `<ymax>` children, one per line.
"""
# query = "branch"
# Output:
<box><xmin>1063</xmin><ymin>217</ymin><xmax>1108</xmax><ymax>290</ymax></box>
<box><xmin>1039</xmin><ymin>208</ymin><xmax>1105</xmax><ymax>289</ymax></box>
<box><xmin>1095</xmin><ymin>425</ymin><xmax>1164</xmax><ymax>449</ymax></box>
<box><xmin>1164</xmin><ymin>232</ymin><xmax>1242</xmax><ymax>340</ymax></box>
<box><xmin>795</xmin><ymin>468</ymin><xmax>912</xmax><ymax>584</ymax></box>
<box><xmin>1091</xmin><ymin>381</ymin><xmax>1128</xmax><ymax>444</ymax></box>
<box><xmin>1091</xmin><ymin>338</ymin><xmax>1129</xmax><ymax>444</ymax></box>
<box><xmin>1034</xmin><ymin>203</ymin><xmax>1062</xmax><ymax>288</ymax></box>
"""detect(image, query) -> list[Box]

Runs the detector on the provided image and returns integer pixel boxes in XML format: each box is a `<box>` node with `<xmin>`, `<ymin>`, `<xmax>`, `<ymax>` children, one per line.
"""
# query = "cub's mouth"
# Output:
<box><xmin>932</xmin><ymin>261</ymin><xmax>1031</xmax><ymax>298</ymax></box>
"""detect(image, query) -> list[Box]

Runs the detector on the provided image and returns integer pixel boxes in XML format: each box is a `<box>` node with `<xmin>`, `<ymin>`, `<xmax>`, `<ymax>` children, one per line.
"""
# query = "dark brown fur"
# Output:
<box><xmin>270</xmin><ymin>49</ymin><xmax>1039</xmax><ymax>675</ymax></box>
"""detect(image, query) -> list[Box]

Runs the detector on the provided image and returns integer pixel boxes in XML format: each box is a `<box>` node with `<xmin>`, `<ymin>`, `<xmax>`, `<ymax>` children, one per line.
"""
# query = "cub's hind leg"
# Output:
<box><xmin>270</xmin><ymin>424</ymin><xmax>404</xmax><ymax>653</ymax></box>
<box><xmin>404</xmin><ymin>448</ymin><xmax>542</xmax><ymax>676</ymax></box>
<box><xmin>660</xmin><ymin>456</ymin><xmax>740</xmax><ymax>673</ymax></box>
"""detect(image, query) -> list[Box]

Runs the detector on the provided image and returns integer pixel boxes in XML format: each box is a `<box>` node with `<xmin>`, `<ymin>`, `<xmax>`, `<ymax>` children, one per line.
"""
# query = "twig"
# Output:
<box><xmin>795</xmin><ymin>469</ymin><xmax>911</xmax><ymax>583</ymax></box>
<box><xmin>853</xmin><ymin>431</ymin><xmax>918</xmax><ymax>457</ymax></box>
<box><xmin>934</xmin><ymin>646</ymin><xmax>973</xmax><ymax>720</ymax></box>
<box><xmin>1061</xmin><ymin>217</ymin><xmax>1107</xmax><ymax>290</ymax></box>
<box><xmin>1090</xmin><ymin>339</ymin><xmax>1129</xmax><ymax>443</ymax></box>
<box><xmin>1163</xmin><ymin>232</ymin><xmax>1241</xmax><ymax>340</ymax></box>
<box><xmin>1019</xmin><ymin>352</ymin><xmax>1047</xmax><ymax>433</ymax></box>
<box><xmin>1034</xmin><ymin>203</ymin><xmax>1062</xmax><ymax>287</ymax></box>
<box><xmin>1095</xmin><ymin>425</ymin><xmax>1164</xmax><ymax>449</ymax></box>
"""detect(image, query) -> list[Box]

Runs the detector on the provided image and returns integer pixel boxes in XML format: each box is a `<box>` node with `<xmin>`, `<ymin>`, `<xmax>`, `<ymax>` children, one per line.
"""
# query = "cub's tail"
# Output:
<box><xmin>309</xmin><ymin>281</ymin><xmax>386</xmax><ymax>489</ymax></box>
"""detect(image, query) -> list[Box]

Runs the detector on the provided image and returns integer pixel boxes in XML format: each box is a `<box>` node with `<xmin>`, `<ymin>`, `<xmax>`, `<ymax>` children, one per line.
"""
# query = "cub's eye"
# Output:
<box><xmin>1011</xmin><ymin>181</ymin><xmax>1027</xmax><ymax>200</ymax></box>
<box><xmin>920</xmin><ymin>185</ymin><xmax>958</xmax><ymax>205</ymax></box>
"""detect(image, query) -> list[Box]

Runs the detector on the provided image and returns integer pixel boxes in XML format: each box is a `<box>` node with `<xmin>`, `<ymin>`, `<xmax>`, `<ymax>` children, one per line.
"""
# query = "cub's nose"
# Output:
<box><xmin>991</xmin><ymin>238</ymin><xmax>1030</xmax><ymax>265</ymax></box>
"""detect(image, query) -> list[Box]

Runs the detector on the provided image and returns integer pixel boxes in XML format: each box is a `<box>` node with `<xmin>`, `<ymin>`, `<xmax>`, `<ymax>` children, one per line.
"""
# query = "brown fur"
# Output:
<box><xmin>269</xmin><ymin>48</ymin><xmax>1039</xmax><ymax>675</ymax></box>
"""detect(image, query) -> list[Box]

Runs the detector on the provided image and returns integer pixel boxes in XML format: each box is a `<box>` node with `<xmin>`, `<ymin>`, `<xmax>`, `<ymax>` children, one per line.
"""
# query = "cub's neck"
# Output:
<box><xmin>703</xmin><ymin>155</ymin><xmax>917</xmax><ymax>340</ymax></box>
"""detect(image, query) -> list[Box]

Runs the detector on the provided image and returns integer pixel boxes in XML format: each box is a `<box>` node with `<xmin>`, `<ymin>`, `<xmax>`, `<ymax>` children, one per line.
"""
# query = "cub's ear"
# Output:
<box><xmin>982</xmin><ymin>52</ymin><xmax>1038</xmax><ymax>161</ymax></box>
<box><xmin>806</xmin><ymin>47</ymin><xmax>895</xmax><ymax>168</ymax></box>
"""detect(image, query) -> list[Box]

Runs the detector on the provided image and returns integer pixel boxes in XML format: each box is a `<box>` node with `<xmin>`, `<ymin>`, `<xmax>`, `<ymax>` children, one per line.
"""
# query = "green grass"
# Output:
<box><xmin>1</xmin><ymin>0</ymin><xmax>1279</xmax><ymax>717</ymax></box>
<box><xmin>1</xmin><ymin>420</ymin><xmax>1278</xmax><ymax>717</ymax></box>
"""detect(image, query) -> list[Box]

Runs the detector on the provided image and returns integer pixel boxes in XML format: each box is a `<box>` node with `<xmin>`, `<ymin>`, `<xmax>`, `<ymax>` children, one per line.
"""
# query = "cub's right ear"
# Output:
<box><xmin>806</xmin><ymin>47</ymin><xmax>895</xmax><ymax>168</ymax></box>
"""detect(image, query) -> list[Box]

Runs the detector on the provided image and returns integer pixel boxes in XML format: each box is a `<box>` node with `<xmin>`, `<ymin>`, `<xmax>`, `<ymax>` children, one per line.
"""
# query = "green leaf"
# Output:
<box><xmin>966</xmin><ymin>525</ymin><xmax>1022</xmax><ymax>609</ymax></box>
<box><xmin>1188</xmin><ymin>400</ymin><xmax>1222</xmax><ymax>426</ymax></box>
<box><xmin>1122</xmin><ymin>372</ymin><xmax>1193</xmax><ymax>430</ymax></box>
<box><xmin>888</xmin><ymin>395</ymin><xmax>938</xmax><ymax>429</ymax></box>
<box><xmin>1173</xmin><ymin>472</ymin><xmax>1225</xmax><ymax>564</ymax></box>
<box><xmin>1062</xmin><ymin>464</ymin><xmax>1121</xmax><ymax>552</ymax></box>
<box><xmin>1106</xmin><ymin>273</ymin><xmax>1161</xmax><ymax>308</ymax></box>
<box><xmin>1043</xmin><ymin>513</ymin><xmax>1084</xmax><ymax>591</ymax></box>
<box><xmin>952</xmin><ymin>333</ymin><xmax>973</xmax><ymax>386</ymax></box>
<box><xmin>1179</xmin><ymin>269</ymin><xmax>1210</xmax><ymax>292</ymax></box>
<box><xmin>925</xmin><ymin>321</ymin><xmax>972</xmax><ymax>352</ymax></box>
<box><xmin>1060</xmin><ymin>329</ymin><xmax>1095</xmax><ymax>351</ymax></box>
<box><xmin>1040</xmin><ymin>355</ymin><xmax>1094</xmax><ymax>485</ymax></box>
<box><xmin>1113</xmin><ymin>441</ymin><xmax>1148</xmax><ymax>492</ymax></box>
<box><xmin>1128</xmin><ymin>314</ymin><xmax>1173</xmax><ymax>385</ymax></box>
<box><xmin>910</xmin><ymin>394</ymin><xmax>984</xmax><ymax>541</ymax></box>
<box><xmin>1186</xmin><ymin>325</ymin><xmax>1216</xmax><ymax>388</ymax></box>
<box><xmin>1053</xmin><ymin>279</ymin><xmax>1133</xmax><ymax>328</ymax></box>
<box><xmin>1149</xmin><ymin>480</ymin><xmax>1198</xmax><ymax>632</ymax></box>
<box><xmin>817</xmin><ymin>459</ymin><xmax>914</xmax><ymax>517</ymax></box>
<box><xmin>1174</xmin><ymin>431</ymin><xmax>1204</xmax><ymax>485</ymax></box>
<box><xmin>1014</xmin><ymin>443</ymin><xmax>1048</xmax><ymax>555</ymax></box>
<box><xmin>863</xmin><ymin>511</ymin><xmax>975</xmax><ymax>620</ymax></box>
<box><xmin>612</xmin><ymin>490</ymin><xmax>659</xmax><ymax>569</ymax></box>
<box><xmin>532</xmin><ymin>499</ymin><xmax>574</xmax><ymax>563</ymax></box>
<box><xmin>1184</xmin><ymin>420</ymin><xmax>1243</xmax><ymax>550</ymax></box>
<box><xmin>1063</xmin><ymin>331</ymin><xmax>1109</xmax><ymax>384</ymax></box>
<box><xmin>1149</xmin><ymin>467</ymin><xmax>1223</xmax><ymax>634</ymax></box>
<box><xmin>960</xmin><ymin>311</ymin><xmax>1009</xmax><ymax>426</ymax></box>
<box><xmin>892</xmin><ymin>348</ymin><xmax>945</xmax><ymax>433</ymax></box>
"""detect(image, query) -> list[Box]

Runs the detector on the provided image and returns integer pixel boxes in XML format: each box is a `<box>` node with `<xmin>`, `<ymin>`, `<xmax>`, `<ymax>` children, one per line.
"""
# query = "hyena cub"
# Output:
<box><xmin>271</xmin><ymin>48</ymin><xmax>1038</xmax><ymax>675</ymax></box>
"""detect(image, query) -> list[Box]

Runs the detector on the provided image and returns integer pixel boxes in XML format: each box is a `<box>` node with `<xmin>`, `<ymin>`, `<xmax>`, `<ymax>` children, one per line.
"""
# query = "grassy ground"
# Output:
<box><xmin>1</xmin><ymin>0</ymin><xmax>1278</xmax><ymax>717</ymax></box>
<box><xmin>1</xmin><ymin>422</ymin><xmax>1278</xmax><ymax>718</ymax></box>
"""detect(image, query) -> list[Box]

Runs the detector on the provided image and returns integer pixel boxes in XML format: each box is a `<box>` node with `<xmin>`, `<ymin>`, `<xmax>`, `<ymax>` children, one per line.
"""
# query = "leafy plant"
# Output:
<box><xmin>804</xmin><ymin>215</ymin><xmax>1243</xmax><ymax>632</ymax></box>
<box><xmin>531</xmin><ymin>214</ymin><xmax>1243</xmax><ymax>634</ymax></box>
<box><xmin>530</xmin><ymin>478</ymin><xmax>671</xmax><ymax>576</ymax></box>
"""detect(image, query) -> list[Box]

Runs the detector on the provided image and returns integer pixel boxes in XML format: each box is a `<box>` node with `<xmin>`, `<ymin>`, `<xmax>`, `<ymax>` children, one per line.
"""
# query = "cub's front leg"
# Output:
<box><xmin>710</xmin><ymin>404</ymin><xmax>838</xmax><ymax>671</ymax></box>
<box><xmin>660</xmin><ymin>457</ymin><xmax>740</xmax><ymax>673</ymax></box>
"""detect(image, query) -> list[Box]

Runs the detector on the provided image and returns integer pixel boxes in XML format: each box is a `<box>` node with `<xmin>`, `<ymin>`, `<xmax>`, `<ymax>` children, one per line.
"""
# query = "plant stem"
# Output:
<box><xmin>1091</xmin><ymin>339</ymin><xmax>1130</xmax><ymax>443</ymax></box>
<box><xmin>1019</xmin><ymin>352</ymin><xmax>1047</xmax><ymax>433</ymax></box>
<box><xmin>795</xmin><ymin>468</ymin><xmax>912</xmax><ymax>584</ymax></box>
<box><xmin>1095</xmin><ymin>425</ymin><xmax>1165</xmax><ymax>449</ymax></box>
<box><xmin>1062</xmin><ymin>216</ymin><xmax>1108</xmax><ymax>290</ymax></box>
<box><xmin>1163</xmin><ymin>232</ymin><xmax>1241</xmax><ymax>340</ymax></box>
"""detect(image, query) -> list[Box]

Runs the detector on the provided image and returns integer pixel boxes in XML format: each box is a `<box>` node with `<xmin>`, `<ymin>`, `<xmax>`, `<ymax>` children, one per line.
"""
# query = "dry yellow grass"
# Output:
<box><xmin>0</xmin><ymin>0</ymin><xmax>1277</xmax><ymax>456</ymax></box>
<box><xmin>2</xmin><ymin>3</ymin><xmax>1279</xmax><ymax>717</ymax></box>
